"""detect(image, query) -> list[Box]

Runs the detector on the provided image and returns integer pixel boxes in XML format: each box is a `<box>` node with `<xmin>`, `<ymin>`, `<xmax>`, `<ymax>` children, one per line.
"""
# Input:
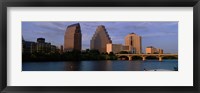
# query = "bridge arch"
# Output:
<box><xmin>132</xmin><ymin>56</ymin><xmax>143</xmax><ymax>60</ymax></box>
<box><xmin>162</xmin><ymin>56</ymin><xmax>178</xmax><ymax>59</ymax></box>
<box><xmin>145</xmin><ymin>55</ymin><xmax>158</xmax><ymax>60</ymax></box>
<box><xmin>118</xmin><ymin>56</ymin><xmax>129</xmax><ymax>60</ymax></box>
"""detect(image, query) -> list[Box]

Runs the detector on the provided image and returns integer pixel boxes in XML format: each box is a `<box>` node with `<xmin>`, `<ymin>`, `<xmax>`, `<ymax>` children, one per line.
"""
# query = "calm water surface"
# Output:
<box><xmin>22</xmin><ymin>60</ymin><xmax>178</xmax><ymax>71</ymax></box>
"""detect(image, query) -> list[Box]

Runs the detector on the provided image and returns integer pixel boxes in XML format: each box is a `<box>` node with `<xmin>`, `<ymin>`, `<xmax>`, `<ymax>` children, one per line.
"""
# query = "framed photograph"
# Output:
<box><xmin>0</xmin><ymin>0</ymin><xmax>199</xmax><ymax>93</ymax></box>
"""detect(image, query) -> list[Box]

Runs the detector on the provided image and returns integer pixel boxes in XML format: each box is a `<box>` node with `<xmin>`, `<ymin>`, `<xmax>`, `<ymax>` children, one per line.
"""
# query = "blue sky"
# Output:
<box><xmin>22</xmin><ymin>22</ymin><xmax>178</xmax><ymax>53</ymax></box>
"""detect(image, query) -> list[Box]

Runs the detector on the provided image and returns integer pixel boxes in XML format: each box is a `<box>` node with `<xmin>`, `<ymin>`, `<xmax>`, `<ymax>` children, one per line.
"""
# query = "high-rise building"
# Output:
<box><xmin>124</xmin><ymin>33</ymin><xmax>142</xmax><ymax>54</ymax></box>
<box><xmin>64</xmin><ymin>23</ymin><xmax>82</xmax><ymax>51</ymax></box>
<box><xmin>90</xmin><ymin>25</ymin><xmax>112</xmax><ymax>53</ymax></box>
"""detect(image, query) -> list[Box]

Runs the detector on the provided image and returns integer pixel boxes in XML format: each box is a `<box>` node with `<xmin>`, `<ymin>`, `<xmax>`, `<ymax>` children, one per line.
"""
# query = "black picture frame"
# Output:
<box><xmin>0</xmin><ymin>0</ymin><xmax>199</xmax><ymax>93</ymax></box>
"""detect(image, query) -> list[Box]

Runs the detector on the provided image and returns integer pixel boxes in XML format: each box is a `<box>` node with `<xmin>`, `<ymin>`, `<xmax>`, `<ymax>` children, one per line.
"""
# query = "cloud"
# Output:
<box><xmin>110</xmin><ymin>36</ymin><xmax>124</xmax><ymax>44</ymax></box>
<box><xmin>142</xmin><ymin>33</ymin><xmax>177</xmax><ymax>38</ymax></box>
<box><xmin>82</xmin><ymin>43</ymin><xmax>90</xmax><ymax>50</ymax></box>
<box><xmin>81</xmin><ymin>22</ymin><xmax>98</xmax><ymax>28</ymax></box>
<box><xmin>82</xmin><ymin>33</ymin><xmax>92</xmax><ymax>46</ymax></box>
<box><xmin>51</xmin><ymin>22</ymin><xmax>66</xmax><ymax>27</ymax></box>
<box><xmin>123</xmin><ymin>22</ymin><xmax>149</xmax><ymax>31</ymax></box>
<box><xmin>34</xmin><ymin>22</ymin><xmax>65</xmax><ymax>32</ymax></box>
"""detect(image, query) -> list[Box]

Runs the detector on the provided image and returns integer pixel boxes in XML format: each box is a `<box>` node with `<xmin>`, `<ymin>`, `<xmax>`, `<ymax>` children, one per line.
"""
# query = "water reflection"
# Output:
<box><xmin>22</xmin><ymin>60</ymin><xmax>178</xmax><ymax>71</ymax></box>
<box><xmin>64</xmin><ymin>61</ymin><xmax>81</xmax><ymax>71</ymax></box>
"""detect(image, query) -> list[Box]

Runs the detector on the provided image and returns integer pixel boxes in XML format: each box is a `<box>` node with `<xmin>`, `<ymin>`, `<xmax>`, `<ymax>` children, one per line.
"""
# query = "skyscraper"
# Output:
<box><xmin>64</xmin><ymin>23</ymin><xmax>82</xmax><ymax>52</ymax></box>
<box><xmin>125</xmin><ymin>33</ymin><xmax>142</xmax><ymax>54</ymax></box>
<box><xmin>90</xmin><ymin>25</ymin><xmax>112</xmax><ymax>53</ymax></box>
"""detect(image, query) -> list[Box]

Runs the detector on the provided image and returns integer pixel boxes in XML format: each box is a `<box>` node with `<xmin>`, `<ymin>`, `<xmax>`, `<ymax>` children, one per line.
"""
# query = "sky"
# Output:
<box><xmin>22</xmin><ymin>22</ymin><xmax>178</xmax><ymax>53</ymax></box>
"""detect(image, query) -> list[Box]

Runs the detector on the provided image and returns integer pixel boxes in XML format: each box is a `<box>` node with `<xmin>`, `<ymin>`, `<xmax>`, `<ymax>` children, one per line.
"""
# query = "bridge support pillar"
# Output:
<box><xmin>128</xmin><ymin>56</ymin><xmax>132</xmax><ymax>61</ymax></box>
<box><xmin>142</xmin><ymin>57</ymin><xmax>146</xmax><ymax>61</ymax></box>
<box><xmin>159</xmin><ymin>57</ymin><xmax>162</xmax><ymax>62</ymax></box>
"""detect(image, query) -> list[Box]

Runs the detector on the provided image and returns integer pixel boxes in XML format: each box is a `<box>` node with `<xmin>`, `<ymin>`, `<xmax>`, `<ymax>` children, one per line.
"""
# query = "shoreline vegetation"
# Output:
<box><xmin>23</xmin><ymin>49</ymin><xmax>178</xmax><ymax>62</ymax></box>
<box><xmin>23</xmin><ymin>49</ymin><xmax>117</xmax><ymax>62</ymax></box>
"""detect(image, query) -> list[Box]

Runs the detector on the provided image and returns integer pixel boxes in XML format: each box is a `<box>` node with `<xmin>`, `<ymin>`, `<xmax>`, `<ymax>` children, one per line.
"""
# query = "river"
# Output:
<box><xmin>22</xmin><ymin>59</ymin><xmax>178</xmax><ymax>71</ymax></box>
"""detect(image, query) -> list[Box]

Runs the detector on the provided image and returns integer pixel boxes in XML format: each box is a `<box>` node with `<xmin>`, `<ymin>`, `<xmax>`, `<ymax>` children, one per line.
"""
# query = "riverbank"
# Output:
<box><xmin>23</xmin><ymin>50</ymin><xmax>177</xmax><ymax>62</ymax></box>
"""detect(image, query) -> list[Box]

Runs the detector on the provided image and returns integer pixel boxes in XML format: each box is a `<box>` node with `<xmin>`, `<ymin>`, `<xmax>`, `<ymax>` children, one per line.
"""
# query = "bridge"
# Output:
<box><xmin>116</xmin><ymin>54</ymin><xmax>178</xmax><ymax>61</ymax></box>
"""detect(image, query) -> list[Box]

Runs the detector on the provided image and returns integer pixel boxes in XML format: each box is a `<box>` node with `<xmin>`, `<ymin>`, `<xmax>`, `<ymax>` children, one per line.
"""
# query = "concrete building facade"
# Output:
<box><xmin>106</xmin><ymin>43</ymin><xmax>130</xmax><ymax>54</ymax></box>
<box><xmin>157</xmin><ymin>48</ymin><xmax>164</xmax><ymax>54</ymax></box>
<box><xmin>146</xmin><ymin>46</ymin><xmax>163</xmax><ymax>54</ymax></box>
<box><xmin>122</xmin><ymin>45</ymin><xmax>130</xmax><ymax>52</ymax></box>
<box><xmin>90</xmin><ymin>25</ymin><xmax>112</xmax><ymax>53</ymax></box>
<box><xmin>124</xmin><ymin>33</ymin><xmax>142</xmax><ymax>54</ymax></box>
<box><xmin>146</xmin><ymin>46</ymin><xmax>157</xmax><ymax>54</ymax></box>
<box><xmin>64</xmin><ymin>23</ymin><xmax>82</xmax><ymax>51</ymax></box>
<box><xmin>106</xmin><ymin>43</ymin><xmax>122</xmax><ymax>54</ymax></box>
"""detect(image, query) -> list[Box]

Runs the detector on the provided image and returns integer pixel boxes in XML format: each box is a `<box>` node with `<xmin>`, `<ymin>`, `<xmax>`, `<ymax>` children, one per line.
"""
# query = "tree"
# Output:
<box><xmin>89</xmin><ymin>49</ymin><xmax>100</xmax><ymax>55</ymax></box>
<box><xmin>119</xmin><ymin>51</ymin><xmax>129</xmax><ymax>54</ymax></box>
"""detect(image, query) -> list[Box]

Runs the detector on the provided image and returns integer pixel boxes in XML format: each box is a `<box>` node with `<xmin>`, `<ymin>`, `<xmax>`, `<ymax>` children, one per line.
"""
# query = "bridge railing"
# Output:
<box><xmin>115</xmin><ymin>54</ymin><xmax>178</xmax><ymax>61</ymax></box>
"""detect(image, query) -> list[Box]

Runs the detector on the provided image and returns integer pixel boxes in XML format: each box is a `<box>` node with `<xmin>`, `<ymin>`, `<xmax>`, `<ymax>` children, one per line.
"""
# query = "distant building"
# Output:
<box><xmin>106</xmin><ymin>43</ymin><xmax>122</xmax><ymax>54</ymax></box>
<box><xmin>122</xmin><ymin>45</ymin><xmax>130</xmax><ymax>52</ymax></box>
<box><xmin>146</xmin><ymin>46</ymin><xmax>157</xmax><ymax>54</ymax></box>
<box><xmin>60</xmin><ymin>45</ymin><xmax>63</xmax><ymax>54</ymax></box>
<box><xmin>36</xmin><ymin>38</ymin><xmax>51</xmax><ymax>53</ymax></box>
<box><xmin>157</xmin><ymin>48</ymin><xmax>164</xmax><ymax>54</ymax></box>
<box><xmin>37</xmin><ymin>38</ymin><xmax>45</xmax><ymax>43</ymax></box>
<box><xmin>51</xmin><ymin>45</ymin><xmax>57</xmax><ymax>53</ymax></box>
<box><xmin>106</xmin><ymin>43</ymin><xmax>130</xmax><ymax>54</ymax></box>
<box><xmin>90</xmin><ymin>25</ymin><xmax>112</xmax><ymax>53</ymax></box>
<box><xmin>146</xmin><ymin>46</ymin><xmax>163</xmax><ymax>54</ymax></box>
<box><xmin>124</xmin><ymin>33</ymin><xmax>142</xmax><ymax>54</ymax></box>
<box><xmin>64</xmin><ymin>23</ymin><xmax>82</xmax><ymax>52</ymax></box>
<box><xmin>23</xmin><ymin>41</ymin><xmax>37</xmax><ymax>53</ymax></box>
<box><xmin>22</xmin><ymin>36</ymin><xmax>25</xmax><ymax>53</ymax></box>
<box><xmin>22</xmin><ymin>37</ymin><xmax>57</xmax><ymax>54</ymax></box>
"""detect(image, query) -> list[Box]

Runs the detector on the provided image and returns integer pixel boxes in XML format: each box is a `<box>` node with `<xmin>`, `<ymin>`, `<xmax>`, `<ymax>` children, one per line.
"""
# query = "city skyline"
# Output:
<box><xmin>22</xmin><ymin>22</ymin><xmax>178</xmax><ymax>53</ymax></box>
